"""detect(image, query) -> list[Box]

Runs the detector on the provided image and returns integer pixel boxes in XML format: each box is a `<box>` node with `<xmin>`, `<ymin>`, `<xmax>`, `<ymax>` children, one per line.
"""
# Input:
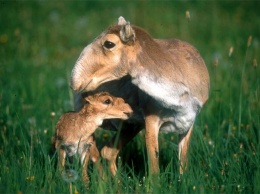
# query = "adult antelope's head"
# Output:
<box><xmin>71</xmin><ymin>16</ymin><xmax>137</xmax><ymax>92</ymax></box>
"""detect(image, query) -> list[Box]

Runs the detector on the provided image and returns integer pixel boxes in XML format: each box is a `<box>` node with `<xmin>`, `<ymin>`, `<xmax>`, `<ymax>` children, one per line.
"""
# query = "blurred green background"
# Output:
<box><xmin>0</xmin><ymin>1</ymin><xmax>259</xmax><ymax>193</ymax></box>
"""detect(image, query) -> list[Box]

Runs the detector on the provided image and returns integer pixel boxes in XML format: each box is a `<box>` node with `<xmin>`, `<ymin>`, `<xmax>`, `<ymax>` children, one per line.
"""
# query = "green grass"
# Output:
<box><xmin>0</xmin><ymin>1</ymin><xmax>260</xmax><ymax>193</ymax></box>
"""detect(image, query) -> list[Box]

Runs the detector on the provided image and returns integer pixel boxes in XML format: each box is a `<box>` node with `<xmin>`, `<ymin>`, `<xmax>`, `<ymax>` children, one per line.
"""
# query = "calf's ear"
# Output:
<box><xmin>84</xmin><ymin>97</ymin><xmax>91</xmax><ymax>104</ymax></box>
<box><xmin>83</xmin><ymin>92</ymin><xmax>95</xmax><ymax>104</ymax></box>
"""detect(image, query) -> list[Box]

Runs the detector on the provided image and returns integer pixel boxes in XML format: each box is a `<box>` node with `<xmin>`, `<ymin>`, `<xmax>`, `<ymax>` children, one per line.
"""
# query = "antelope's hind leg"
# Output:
<box><xmin>178</xmin><ymin>125</ymin><xmax>194</xmax><ymax>174</ymax></box>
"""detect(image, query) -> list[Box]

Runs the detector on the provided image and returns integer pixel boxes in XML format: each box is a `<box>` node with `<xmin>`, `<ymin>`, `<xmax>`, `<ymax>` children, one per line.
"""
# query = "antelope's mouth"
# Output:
<box><xmin>80</xmin><ymin>75</ymin><xmax>119</xmax><ymax>92</ymax></box>
<box><xmin>80</xmin><ymin>79</ymin><xmax>93</xmax><ymax>92</ymax></box>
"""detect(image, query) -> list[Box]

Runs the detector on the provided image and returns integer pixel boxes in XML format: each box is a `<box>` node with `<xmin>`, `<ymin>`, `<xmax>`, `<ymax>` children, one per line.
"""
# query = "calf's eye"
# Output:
<box><xmin>103</xmin><ymin>41</ymin><xmax>115</xmax><ymax>49</ymax></box>
<box><xmin>103</xmin><ymin>99</ymin><xmax>111</xmax><ymax>105</ymax></box>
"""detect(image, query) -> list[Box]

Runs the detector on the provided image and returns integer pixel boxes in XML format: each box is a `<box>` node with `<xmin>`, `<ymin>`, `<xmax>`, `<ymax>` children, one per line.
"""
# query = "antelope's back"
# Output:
<box><xmin>155</xmin><ymin>38</ymin><xmax>210</xmax><ymax>105</ymax></box>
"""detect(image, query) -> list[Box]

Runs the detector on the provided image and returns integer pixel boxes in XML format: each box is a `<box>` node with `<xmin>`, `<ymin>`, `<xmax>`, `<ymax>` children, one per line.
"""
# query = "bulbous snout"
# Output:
<box><xmin>70</xmin><ymin>68</ymin><xmax>83</xmax><ymax>92</ymax></box>
<box><xmin>70</xmin><ymin>45</ymin><xmax>95</xmax><ymax>92</ymax></box>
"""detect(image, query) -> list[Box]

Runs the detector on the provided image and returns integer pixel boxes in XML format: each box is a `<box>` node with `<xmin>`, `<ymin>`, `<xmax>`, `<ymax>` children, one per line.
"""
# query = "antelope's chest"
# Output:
<box><xmin>132</xmin><ymin>73</ymin><xmax>202</xmax><ymax>134</ymax></box>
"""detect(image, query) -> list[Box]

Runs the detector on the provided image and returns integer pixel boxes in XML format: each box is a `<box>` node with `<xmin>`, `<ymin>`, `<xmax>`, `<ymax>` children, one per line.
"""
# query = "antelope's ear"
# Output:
<box><xmin>119</xmin><ymin>18</ymin><xmax>135</xmax><ymax>44</ymax></box>
<box><xmin>118</xmin><ymin>16</ymin><xmax>127</xmax><ymax>25</ymax></box>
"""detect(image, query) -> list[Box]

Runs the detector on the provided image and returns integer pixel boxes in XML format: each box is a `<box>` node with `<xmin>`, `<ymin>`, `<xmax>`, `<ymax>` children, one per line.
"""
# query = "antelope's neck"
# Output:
<box><xmin>129</xmin><ymin>56</ymin><xmax>201</xmax><ymax>112</ymax></box>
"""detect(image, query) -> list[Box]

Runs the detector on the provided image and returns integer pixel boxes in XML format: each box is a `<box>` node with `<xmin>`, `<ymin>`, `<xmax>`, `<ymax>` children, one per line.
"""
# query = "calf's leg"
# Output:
<box><xmin>101</xmin><ymin>123</ymin><xmax>142</xmax><ymax>176</ymax></box>
<box><xmin>57</xmin><ymin>146</ymin><xmax>66</xmax><ymax>172</ymax></box>
<box><xmin>82</xmin><ymin>152</ymin><xmax>90</xmax><ymax>185</ymax></box>
<box><xmin>89</xmin><ymin>138</ymin><xmax>103</xmax><ymax>178</ymax></box>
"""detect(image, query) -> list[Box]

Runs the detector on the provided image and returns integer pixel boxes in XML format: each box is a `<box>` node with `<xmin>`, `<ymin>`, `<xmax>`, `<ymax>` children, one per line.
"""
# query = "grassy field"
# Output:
<box><xmin>0</xmin><ymin>1</ymin><xmax>260</xmax><ymax>193</ymax></box>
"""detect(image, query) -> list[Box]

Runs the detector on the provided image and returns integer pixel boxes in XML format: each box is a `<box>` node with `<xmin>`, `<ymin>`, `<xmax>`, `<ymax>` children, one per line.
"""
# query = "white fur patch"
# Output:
<box><xmin>132</xmin><ymin>72</ymin><xmax>188</xmax><ymax>109</ymax></box>
<box><xmin>132</xmin><ymin>71</ymin><xmax>202</xmax><ymax>134</ymax></box>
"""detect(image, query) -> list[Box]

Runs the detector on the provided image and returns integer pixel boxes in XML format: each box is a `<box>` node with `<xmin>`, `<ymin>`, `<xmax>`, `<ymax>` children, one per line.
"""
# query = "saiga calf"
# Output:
<box><xmin>54</xmin><ymin>92</ymin><xmax>133</xmax><ymax>183</ymax></box>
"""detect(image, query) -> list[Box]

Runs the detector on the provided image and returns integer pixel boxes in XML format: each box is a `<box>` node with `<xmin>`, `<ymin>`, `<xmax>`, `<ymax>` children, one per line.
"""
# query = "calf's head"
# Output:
<box><xmin>84</xmin><ymin>92</ymin><xmax>133</xmax><ymax>120</ymax></box>
<box><xmin>71</xmin><ymin>16</ymin><xmax>137</xmax><ymax>92</ymax></box>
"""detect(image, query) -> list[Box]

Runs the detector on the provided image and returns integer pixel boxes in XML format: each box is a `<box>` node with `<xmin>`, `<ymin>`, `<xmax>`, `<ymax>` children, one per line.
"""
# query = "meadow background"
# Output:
<box><xmin>0</xmin><ymin>1</ymin><xmax>259</xmax><ymax>193</ymax></box>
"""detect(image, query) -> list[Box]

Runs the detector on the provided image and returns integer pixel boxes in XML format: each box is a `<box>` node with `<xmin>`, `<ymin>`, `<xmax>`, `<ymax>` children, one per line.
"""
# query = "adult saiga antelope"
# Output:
<box><xmin>71</xmin><ymin>16</ymin><xmax>210</xmax><ymax>175</ymax></box>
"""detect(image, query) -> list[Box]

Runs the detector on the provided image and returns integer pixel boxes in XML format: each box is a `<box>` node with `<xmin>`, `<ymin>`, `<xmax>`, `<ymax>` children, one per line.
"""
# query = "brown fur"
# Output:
<box><xmin>71</xmin><ymin>17</ymin><xmax>210</xmax><ymax>176</ymax></box>
<box><xmin>53</xmin><ymin>92</ymin><xmax>133</xmax><ymax>183</ymax></box>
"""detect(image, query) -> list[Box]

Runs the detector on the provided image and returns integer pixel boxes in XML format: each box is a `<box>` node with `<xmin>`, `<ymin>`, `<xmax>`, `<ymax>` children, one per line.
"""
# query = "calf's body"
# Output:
<box><xmin>54</xmin><ymin>92</ymin><xmax>133</xmax><ymax>182</ymax></box>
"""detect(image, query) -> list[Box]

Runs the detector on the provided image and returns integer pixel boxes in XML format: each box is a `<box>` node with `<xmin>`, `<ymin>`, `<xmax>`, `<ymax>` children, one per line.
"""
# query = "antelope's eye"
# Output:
<box><xmin>103</xmin><ymin>99</ymin><xmax>111</xmax><ymax>105</ymax></box>
<box><xmin>103</xmin><ymin>41</ymin><xmax>115</xmax><ymax>49</ymax></box>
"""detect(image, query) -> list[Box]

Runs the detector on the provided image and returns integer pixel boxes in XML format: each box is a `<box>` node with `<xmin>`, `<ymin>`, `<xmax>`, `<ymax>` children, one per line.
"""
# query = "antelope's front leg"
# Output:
<box><xmin>178</xmin><ymin>125</ymin><xmax>193</xmax><ymax>174</ymax></box>
<box><xmin>145</xmin><ymin>114</ymin><xmax>160</xmax><ymax>175</ymax></box>
<box><xmin>101</xmin><ymin>124</ymin><xmax>142</xmax><ymax>176</ymax></box>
